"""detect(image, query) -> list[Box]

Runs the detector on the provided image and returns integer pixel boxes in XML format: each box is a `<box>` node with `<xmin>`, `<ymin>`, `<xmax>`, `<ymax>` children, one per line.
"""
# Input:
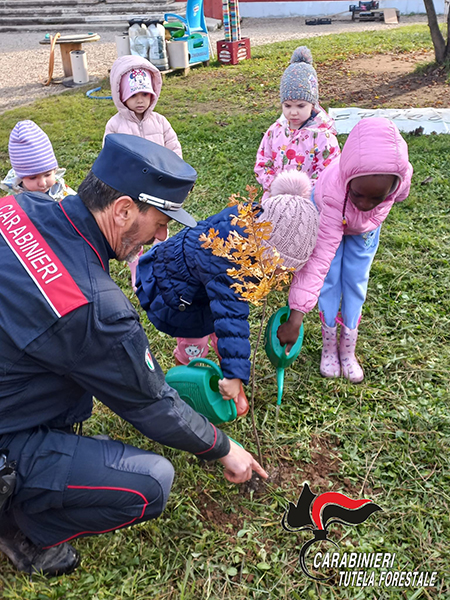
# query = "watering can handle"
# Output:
<box><xmin>187</xmin><ymin>358</ymin><xmax>224</xmax><ymax>379</ymax></box>
<box><xmin>228</xmin><ymin>437</ymin><xmax>243</xmax><ymax>448</ymax></box>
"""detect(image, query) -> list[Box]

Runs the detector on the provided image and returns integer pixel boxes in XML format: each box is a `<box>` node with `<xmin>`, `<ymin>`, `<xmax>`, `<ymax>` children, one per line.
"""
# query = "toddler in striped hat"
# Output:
<box><xmin>0</xmin><ymin>120</ymin><xmax>75</xmax><ymax>201</ymax></box>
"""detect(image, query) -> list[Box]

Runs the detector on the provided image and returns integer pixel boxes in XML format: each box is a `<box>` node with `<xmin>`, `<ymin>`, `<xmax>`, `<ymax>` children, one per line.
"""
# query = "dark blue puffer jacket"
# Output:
<box><xmin>136</xmin><ymin>206</ymin><xmax>252</xmax><ymax>383</ymax></box>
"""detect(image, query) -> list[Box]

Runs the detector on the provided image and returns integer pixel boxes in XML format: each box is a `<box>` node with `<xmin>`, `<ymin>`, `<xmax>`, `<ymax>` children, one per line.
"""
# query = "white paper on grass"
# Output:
<box><xmin>328</xmin><ymin>107</ymin><xmax>450</xmax><ymax>134</ymax></box>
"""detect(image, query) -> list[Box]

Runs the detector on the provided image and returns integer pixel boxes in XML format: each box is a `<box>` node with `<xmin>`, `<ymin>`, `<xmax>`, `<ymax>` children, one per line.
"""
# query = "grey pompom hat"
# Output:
<box><xmin>279</xmin><ymin>46</ymin><xmax>319</xmax><ymax>105</ymax></box>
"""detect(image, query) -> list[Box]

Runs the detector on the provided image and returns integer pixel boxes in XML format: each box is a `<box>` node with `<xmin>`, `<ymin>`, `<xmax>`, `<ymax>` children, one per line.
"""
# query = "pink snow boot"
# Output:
<box><xmin>337</xmin><ymin>318</ymin><xmax>364</xmax><ymax>383</ymax></box>
<box><xmin>319</xmin><ymin>312</ymin><xmax>340</xmax><ymax>378</ymax></box>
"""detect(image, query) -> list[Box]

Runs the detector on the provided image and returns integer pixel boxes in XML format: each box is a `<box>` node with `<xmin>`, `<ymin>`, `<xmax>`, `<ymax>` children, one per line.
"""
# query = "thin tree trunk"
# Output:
<box><xmin>423</xmin><ymin>0</ymin><xmax>446</xmax><ymax>63</ymax></box>
<box><xmin>445</xmin><ymin>7</ymin><xmax>450</xmax><ymax>61</ymax></box>
<box><xmin>249</xmin><ymin>299</ymin><xmax>266</xmax><ymax>467</ymax></box>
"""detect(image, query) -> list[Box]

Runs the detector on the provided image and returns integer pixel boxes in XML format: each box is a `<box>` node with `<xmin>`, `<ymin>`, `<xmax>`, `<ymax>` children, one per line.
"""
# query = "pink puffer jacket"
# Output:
<box><xmin>104</xmin><ymin>55</ymin><xmax>182</xmax><ymax>157</ymax></box>
<box><xmin>254</xmin><ymin>107</ymin><xmax>340</xmax><ymax>198</ymax></box>
<box><xmin>289</xmin><ymin>117</ymin><xmax>413</xmax><ymax>314</ymax></box>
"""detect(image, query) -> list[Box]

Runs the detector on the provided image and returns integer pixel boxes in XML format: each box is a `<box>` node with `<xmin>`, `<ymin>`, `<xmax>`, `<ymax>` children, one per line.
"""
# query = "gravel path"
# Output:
<box><xmin>0</xmin><ymin>15</ymin><xmax>429</xmax><ymax>115</ymax></box>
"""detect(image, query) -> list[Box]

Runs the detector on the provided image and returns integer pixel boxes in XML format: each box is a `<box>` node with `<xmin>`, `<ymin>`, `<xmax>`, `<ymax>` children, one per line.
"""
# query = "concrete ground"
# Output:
<box><xmin>0</xmin><ymin>14</ymin><xmax>430</xmax><ymax>114</ymax></box>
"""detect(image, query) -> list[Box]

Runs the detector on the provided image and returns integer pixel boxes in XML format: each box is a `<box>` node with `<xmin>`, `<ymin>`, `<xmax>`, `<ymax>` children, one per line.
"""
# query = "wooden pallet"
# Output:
<box><xmin>160</xmin><ymin>60</ymin><xmax>210</xmax><ymax>77</ymax></box>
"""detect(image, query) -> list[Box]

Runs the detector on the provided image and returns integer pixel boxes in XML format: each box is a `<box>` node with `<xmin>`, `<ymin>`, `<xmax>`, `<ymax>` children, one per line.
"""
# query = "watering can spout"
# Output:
<box><xmin>264</xmin><ymin>306</ymin><xmax>304</xmax><ymax>407</ymax></box>
<box><xmin>276</xmin><ymin>368</ymin><xmax>284</xmax><ymax>406</ymax></box>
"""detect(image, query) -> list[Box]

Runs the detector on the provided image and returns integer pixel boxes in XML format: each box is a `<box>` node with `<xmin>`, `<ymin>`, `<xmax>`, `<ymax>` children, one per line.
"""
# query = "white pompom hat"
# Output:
<box><xmin>259</xmin><ymin>171</ymin><xmax>319</xmax><ymax>272</ymax></box>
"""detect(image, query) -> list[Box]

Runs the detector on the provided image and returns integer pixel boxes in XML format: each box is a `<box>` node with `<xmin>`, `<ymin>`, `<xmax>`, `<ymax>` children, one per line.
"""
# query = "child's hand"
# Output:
<box><xmin>277</xmin><ymin>309</ymin><xmax>304</xmax><ymax>354</ymax></box>
<box><xmin>218</xmin><ymin>377</ymin><xmax>242</xmax><ymax>401</ymax></box>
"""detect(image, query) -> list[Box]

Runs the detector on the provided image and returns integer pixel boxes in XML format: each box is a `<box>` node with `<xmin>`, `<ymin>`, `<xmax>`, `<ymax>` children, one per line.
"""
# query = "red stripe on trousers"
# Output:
<box><xmin>43</xmin><ymin>485</ymin><xmax>149</xmax><ymax>548</ymax></box>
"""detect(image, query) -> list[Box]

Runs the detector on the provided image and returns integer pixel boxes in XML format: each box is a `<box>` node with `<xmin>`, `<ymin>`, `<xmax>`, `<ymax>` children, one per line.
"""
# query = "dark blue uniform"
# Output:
<box><xmin>0</xmin><ymin>192</ymin><xmax>229</xmax><ymax>548</ymax></box>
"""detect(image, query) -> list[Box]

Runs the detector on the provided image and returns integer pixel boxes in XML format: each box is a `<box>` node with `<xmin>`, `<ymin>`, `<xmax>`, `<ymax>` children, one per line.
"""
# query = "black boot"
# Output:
<box><xmin>0</xmin><ymin>526</ymin><xmax>80</xmax><ymax>576</ymax></box>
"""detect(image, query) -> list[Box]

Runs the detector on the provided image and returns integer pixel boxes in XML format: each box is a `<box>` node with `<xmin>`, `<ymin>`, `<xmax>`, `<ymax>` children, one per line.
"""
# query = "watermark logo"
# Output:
<box><xmin>282</xmin><ymin>483</ymin><xmax>382</xmax><ymax>580</ymax></box>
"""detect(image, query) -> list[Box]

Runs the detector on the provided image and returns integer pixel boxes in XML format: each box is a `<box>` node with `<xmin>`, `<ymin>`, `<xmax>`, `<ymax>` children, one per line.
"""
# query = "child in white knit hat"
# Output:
<box><xmin>255</xmin><ymin>46</ymin><xmax>340</xmax><ymax>200</ymax></box>
<box><xmin>0</xmin><ymin>120</ymin><xmax>75</xmax><ymax>201</ymax></box>
<box><xmin>136</xmin><ymin>170</ymin><xmax>319</xmax><ymax>417</ymax></box>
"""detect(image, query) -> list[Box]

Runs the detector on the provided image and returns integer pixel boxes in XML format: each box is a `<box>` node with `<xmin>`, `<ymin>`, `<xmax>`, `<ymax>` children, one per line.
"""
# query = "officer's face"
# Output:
<box><xmin>119</xmin><ymin>206</ymin><xmax>170</xmax><ymax>262</ymax></box>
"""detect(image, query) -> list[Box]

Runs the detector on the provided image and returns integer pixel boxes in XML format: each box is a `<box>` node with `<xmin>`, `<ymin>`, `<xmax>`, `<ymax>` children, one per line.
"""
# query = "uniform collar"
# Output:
<box><xmin>58</xmin><ymin>195</ymin><xmax>116</xmax><ymax>272</ymax></box>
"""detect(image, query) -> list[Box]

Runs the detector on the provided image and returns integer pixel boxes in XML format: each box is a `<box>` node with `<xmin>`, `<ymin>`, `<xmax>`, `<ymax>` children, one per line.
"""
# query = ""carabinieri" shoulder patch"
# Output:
<box><xmin>0</xmin><ymin>196</ymin><xmax>88</xmax><ymax>318</ymax></box>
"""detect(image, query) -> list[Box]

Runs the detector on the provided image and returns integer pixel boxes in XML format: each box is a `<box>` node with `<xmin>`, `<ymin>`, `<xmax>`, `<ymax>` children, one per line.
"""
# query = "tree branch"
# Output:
<box><xmin>249</xmin><ymin>299</ymin><xmax>266</xmax><ymax>467</ymax></box>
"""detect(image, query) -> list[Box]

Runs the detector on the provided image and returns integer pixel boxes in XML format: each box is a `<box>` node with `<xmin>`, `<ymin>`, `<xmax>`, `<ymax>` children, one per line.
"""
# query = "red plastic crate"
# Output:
<box><xmin>217</xmin><ymin>38</ymin><xmax>251</xmax><ymax>65</ymax></box>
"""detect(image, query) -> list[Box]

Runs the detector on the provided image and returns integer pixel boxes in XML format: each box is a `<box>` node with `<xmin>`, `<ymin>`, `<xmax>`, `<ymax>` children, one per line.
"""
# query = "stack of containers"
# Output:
<box><xmin>229</xmin><ymin>0</ymin><xmax>241</xmax><ymax>42</ymax></box>
<box><xmin>217</xmin><ymin>0</ymin><xmax>251</xmax><ymax>65</ymax></box>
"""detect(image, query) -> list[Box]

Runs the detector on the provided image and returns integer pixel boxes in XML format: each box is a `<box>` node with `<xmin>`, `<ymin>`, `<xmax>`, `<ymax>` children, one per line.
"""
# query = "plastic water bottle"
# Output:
<box><xmin>147</xmin><ymin>22</ymin><xmax>169</xmax><ymax>71</ymax></box>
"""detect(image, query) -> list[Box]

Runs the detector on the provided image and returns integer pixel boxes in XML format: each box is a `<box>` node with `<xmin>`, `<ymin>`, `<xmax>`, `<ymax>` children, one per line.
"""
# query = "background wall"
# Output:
<box><xmin>225</xmin><ymin>0</ymin><xmax>444</xmax><ymax>18</ymax></box>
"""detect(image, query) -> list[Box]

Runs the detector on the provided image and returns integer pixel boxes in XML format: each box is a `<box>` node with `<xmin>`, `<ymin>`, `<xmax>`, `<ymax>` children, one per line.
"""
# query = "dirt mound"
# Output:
<box><xmin>320</xmin><ymin>50</ymin><xmax>450</xmax><ymax>108</ymax></box>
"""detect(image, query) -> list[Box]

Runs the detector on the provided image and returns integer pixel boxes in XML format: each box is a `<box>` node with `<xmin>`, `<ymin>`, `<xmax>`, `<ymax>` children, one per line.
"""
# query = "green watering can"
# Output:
<box><xmin>264</xmin><ymin>306</ymin><xmax>304</xmax><ymax>410</ymax></box>
<box><xmin>165</xmin><ymin>358</ymin><xmax>237</xmax><ymax>425</ymax></box>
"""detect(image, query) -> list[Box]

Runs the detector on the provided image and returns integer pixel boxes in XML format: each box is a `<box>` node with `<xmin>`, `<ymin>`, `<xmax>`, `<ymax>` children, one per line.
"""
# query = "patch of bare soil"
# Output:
<box><xmin>242</xmin><ymin>434</ymin><xmax>364</xmax><ymax>500</ymax></box>
<box><xmin>195</xmin><ymin>435</ymin><xmax>372</xmax><ymax>533</ymax></box>
<box><xmin>172</xmin><ymin>50</ymin><xmax>450</xmax><ymax>117</ymax></box>
<box><xmin>319</xmin><ymin>50</ymin><xmax>450</xmax><ymax>108</ymax></box>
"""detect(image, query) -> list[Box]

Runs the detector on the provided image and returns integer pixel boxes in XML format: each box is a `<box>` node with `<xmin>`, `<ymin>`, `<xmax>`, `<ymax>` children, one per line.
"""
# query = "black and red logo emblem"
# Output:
<box><xmin>282</xmin><ymin>483</ymin><xmax>382</xmax><ymax>580</ymax></box>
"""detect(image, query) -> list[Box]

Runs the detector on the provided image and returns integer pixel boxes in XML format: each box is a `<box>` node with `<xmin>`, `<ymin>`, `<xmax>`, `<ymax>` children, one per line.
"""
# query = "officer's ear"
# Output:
<box><xmin>111</xmin><ymin>196</ymin><xmax>139</xmax><ymax>227</ymax></box>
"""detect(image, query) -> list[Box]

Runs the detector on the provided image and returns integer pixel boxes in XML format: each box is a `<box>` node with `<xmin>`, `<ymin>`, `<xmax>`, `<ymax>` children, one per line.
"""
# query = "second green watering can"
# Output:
<box><xmin>165</xmin><ymin>358</ymin><xmax>237</xmax><ymax>425</ymax></box>
<box><xmin>264</xmin><ymin>306</ymin><xmax>304</xmax><ymax>406</ymax></box>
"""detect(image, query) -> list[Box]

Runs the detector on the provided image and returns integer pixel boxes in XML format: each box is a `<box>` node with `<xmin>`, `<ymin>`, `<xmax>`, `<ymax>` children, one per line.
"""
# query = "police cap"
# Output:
<box><xmin>92</xmin><ymin>133</ymin><xmax>197</xmax><ymax>227</ymax></box>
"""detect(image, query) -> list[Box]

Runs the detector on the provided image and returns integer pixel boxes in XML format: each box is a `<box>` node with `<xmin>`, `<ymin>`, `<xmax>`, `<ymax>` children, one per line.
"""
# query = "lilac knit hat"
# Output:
<box><xmin>259</xmin><ymin>171</ymin><xmax>319</xmax><ymax>272</ymax></box>
<box><xmin>8</xmin><ymin>120</ymin><xmax>58</xmax><ymax>179</ymax></box>
<box><xmin>279</xmin><ymin>46</ymin><xmax>319</xmax><ymax>105</ymax></box>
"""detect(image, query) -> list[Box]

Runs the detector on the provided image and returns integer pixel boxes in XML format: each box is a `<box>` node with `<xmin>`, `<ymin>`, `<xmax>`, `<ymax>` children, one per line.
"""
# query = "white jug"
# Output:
<box><xmin>147</xmin><ymin>22</ymin><xmax>169</xmax><ymax>71</ymax></box>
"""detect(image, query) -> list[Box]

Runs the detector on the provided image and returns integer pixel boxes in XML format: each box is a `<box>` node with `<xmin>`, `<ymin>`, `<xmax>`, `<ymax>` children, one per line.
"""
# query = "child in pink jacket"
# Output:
<box><xmin>277</xmin><ymin>118</ymin><xmax>413</xmax><ymax>383</ymax></box>
<box><xmin>105</xmin><ymin>55</ymin><xmax>182</xmax><ymax>287</ymax></box>
<box><xmin>105</xmin><ymin>55</ymin><xmax>182</xmax><ymax>156</ymax></box>
<box><xmin>254</xmin><ymin>46</ymin><xmax>340</xmax><ymax>199</ymax></box>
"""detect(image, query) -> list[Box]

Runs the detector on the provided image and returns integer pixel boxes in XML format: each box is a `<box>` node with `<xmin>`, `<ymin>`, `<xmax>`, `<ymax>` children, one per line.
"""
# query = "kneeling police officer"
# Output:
<box><xmin>0</xmin><ymin>134</ymin><xmax>267</xmax><ymax>577</ymax></box>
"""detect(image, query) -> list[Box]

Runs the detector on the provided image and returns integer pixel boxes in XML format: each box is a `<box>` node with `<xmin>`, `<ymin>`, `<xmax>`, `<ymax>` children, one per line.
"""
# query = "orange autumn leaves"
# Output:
<box><xmin>199</xmin><ymin>186</ymin><xmax>293</xmax><ymax>306</ymax></box>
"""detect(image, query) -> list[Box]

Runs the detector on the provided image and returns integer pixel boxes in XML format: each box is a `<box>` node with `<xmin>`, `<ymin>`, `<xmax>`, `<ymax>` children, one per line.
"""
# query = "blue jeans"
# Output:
<box><xmin>318</xmin><ymin>227</ymin><xmax>381</xmax><ymax>329</ymax></box>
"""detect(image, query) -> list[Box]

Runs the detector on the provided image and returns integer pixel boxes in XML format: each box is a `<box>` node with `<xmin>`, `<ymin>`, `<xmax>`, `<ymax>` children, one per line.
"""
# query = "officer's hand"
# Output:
<box><xmin>219</xmin><ymin>440</ymin><xmax>268</xmax><ymax>484</ymax></box>
<box><xmin>277</xmin><ymin>309</ymin><xmax>304</xmax><ymax>354</ymax></box>
<box><xmin>218</xmin><ymin>377</ymin><xmax>242</xmax><ymax>401</ymax></box>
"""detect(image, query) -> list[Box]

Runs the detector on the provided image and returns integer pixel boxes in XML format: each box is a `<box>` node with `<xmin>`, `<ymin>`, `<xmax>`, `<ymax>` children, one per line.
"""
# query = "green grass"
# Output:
<box><xmin>1</xmin><ymin>24</ymin><xmax>449</xmax><ymax>599</ymax></box>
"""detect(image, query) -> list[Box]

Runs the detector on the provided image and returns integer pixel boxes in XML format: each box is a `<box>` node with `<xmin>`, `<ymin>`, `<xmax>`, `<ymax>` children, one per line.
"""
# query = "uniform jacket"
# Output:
<box><xmin>254</xmin><ymin>107</ymin><xmax>340</xmax><ymax>196</ymax></box>
<box><xmin>0</xmin><ymin>167</ymin><xmax>76</xmax><ymax>201</ymax></box>
<box><xmin>289</xmin><ymin>117</ymin><xmax>413</xmax><ymax>314</ymax></box>
<box><xmin>136</xmin><ymin>206</ymin><xmax>252</xmax><ymax>384</ymax></box>
<box><xmin>0</xmin><ymin>192</ymin><xmax>228</xmax><ymax>461</ymax></box>
<box><xmin>104</xmin><ymin>55</ymin><xmax>182</xmax><ymax>157</ymax></box>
